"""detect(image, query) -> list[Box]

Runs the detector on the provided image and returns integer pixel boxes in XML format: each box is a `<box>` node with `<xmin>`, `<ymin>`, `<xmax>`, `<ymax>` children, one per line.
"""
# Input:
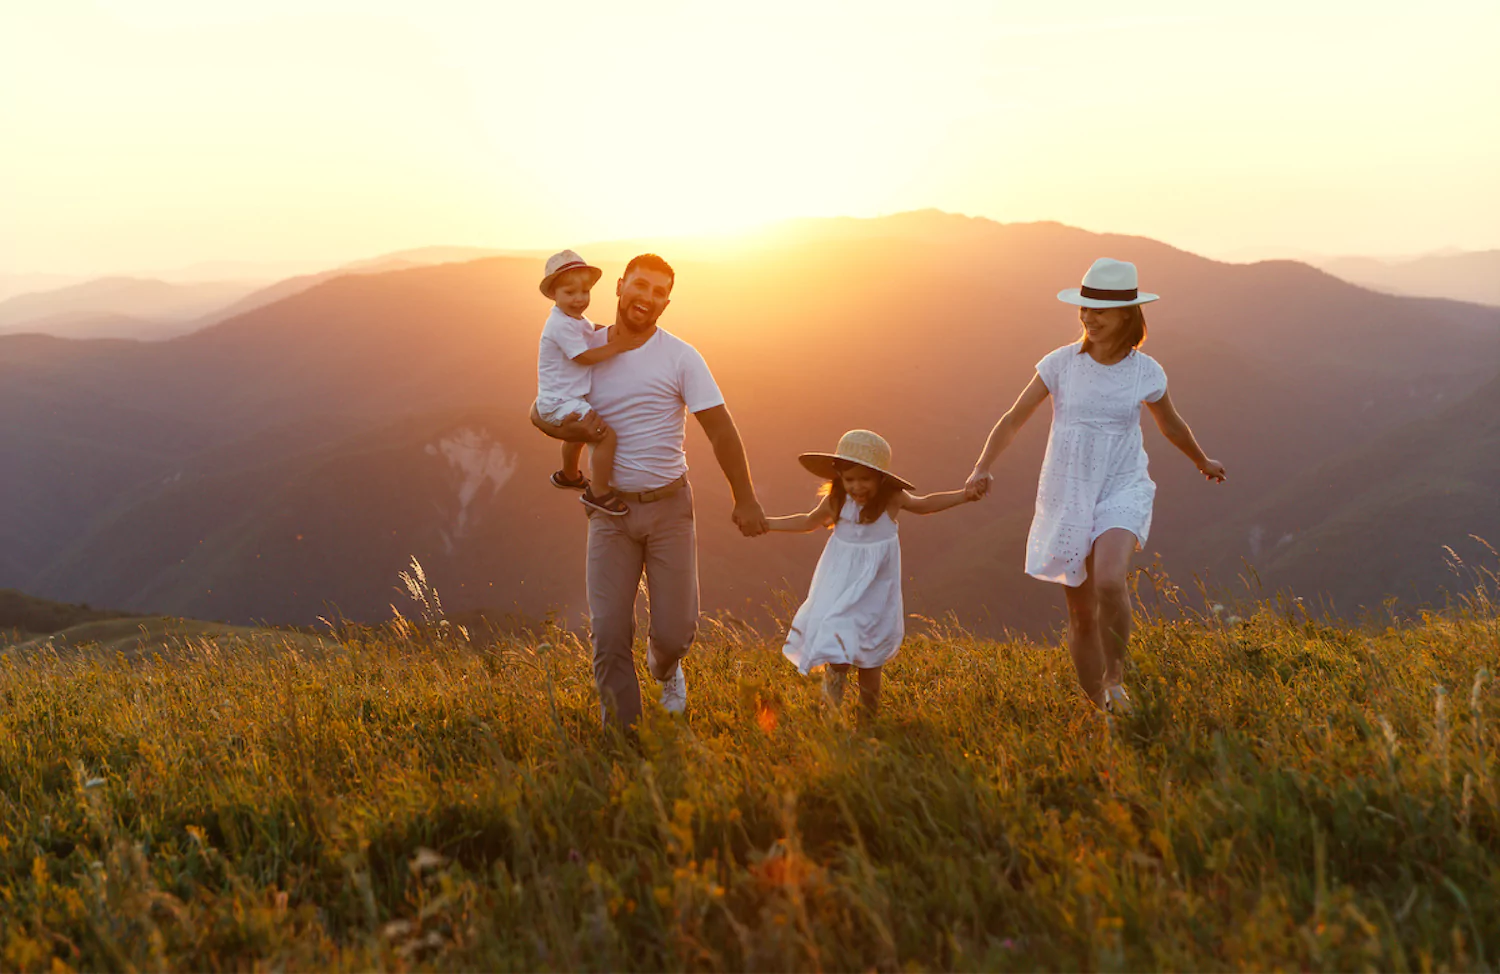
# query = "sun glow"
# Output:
<box><xmin>2</xmin><ymin>1</ymin><xmax>1497</xmax><ymax>272</ymax></box>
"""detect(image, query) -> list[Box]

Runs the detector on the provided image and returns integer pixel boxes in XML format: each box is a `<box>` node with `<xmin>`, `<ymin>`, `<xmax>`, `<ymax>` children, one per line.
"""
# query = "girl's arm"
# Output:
<box><xmin>1145</xmin><ymin>391</ymin><xmax>1226</xmax><ymax>482</ymax></box>
<box><xmin>899</xmin><ymin>487</ymin><xmax>978</xmax><ymax>516</ymax></box>
<box><xmin>766</xmin><ymin>494</ymin><xmax>836</xmax><ymax>533</ymax></box>
<box><xmin>966</xmin><ymin>373</ymin><xmax>1050</xmax><ymax>493</ymax></box>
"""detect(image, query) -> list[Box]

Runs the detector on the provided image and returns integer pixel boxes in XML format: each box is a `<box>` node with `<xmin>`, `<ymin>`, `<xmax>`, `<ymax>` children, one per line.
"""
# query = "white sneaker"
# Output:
<box><xmin>1103</xmin><ymin>684</ymin><xmax>1134</xmax><ymax>715</ymax></box>
<box><xmin>658</xmin><ymin>664</ymin><xmax>687</xmax><ymax>714</ymax></box>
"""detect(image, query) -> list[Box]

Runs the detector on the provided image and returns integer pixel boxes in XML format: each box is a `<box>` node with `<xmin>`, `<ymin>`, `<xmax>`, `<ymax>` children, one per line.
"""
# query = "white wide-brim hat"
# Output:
<box><xmin>798</xmin><ymin>429</ymin><xmax>914</xmax><ymax>491</ymax></box>
<box><xmin>1057</xmin><ymin>257</ymin><xmax>1159</xmax><ymax>309</ymax></box>
<box><xmin>539</xmin><ymin>249</ymin><xmax>603</xmax><ymax>298</ymax></box>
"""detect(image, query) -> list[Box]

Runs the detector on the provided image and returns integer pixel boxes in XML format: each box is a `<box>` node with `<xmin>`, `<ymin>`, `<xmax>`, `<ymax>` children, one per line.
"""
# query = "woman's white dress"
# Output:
<box><xmin>782</xmin><ymin>498</ymin><xmax>903</xmax><ymax>673</ymax></box>
<box><xmin>1026</xmin><ymin>343</ymin><xmax>1168</xmax><ymax>587</ymax></box>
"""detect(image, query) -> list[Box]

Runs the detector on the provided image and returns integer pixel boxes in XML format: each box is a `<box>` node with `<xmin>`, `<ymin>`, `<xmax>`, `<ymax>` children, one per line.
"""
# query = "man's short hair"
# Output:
<box><xmin>623</xmin><ymin>253</ymin><xmax>675</xmax><ymax>290</ymax></box>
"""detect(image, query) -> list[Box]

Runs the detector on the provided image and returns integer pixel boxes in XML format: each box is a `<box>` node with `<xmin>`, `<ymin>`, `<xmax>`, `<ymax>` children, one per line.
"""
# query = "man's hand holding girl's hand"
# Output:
<box><xmin>1198</xmin><ymin>459</ymin><xmax>1227</xmax><ymax>483</ymax></box>
<box><xmin>733</xmin><ymin>500</ymin><xmax>770</xmax><ymax>537</ymax></box>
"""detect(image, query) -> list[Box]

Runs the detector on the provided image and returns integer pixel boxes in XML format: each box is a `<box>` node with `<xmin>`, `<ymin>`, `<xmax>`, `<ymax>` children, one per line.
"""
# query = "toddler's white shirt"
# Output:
<box><xmin>536</xmin><ymin>307</ymin><xmax>605</xmax><ymax>406</ymax></box>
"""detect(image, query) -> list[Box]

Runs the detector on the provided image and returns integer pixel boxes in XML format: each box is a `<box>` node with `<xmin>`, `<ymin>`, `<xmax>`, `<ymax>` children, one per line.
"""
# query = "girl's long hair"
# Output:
<box><xmin>1079</xmin><ymin>305</ymin><xmax>1148</xmax><ymax>356</ymax></box>
<box><xmin>819</xmin><ymin>461</ymin><xmax>903</xmax><ymax>525</ymax></box>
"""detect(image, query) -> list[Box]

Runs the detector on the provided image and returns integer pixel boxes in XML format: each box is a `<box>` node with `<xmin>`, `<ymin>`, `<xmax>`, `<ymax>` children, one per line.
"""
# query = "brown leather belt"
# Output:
<box><xmin>615</xmin><ymin>474</ymin><xmax>688</xmax><ymax>504</ymax></box>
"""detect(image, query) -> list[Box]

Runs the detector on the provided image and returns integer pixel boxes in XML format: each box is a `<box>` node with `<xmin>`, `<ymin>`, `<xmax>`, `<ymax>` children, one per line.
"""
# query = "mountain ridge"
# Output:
<box><xmin>7</xmin><ymin>211</ymin><xmax>1500</xmax><ymax>631</ymax></box>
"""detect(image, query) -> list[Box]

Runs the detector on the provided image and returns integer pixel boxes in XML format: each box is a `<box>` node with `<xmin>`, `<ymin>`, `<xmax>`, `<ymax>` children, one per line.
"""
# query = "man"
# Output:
<box><xmin>530</xmin><ymin>253</ymin><xmax>769</xmax><ymax>728</ymax></box>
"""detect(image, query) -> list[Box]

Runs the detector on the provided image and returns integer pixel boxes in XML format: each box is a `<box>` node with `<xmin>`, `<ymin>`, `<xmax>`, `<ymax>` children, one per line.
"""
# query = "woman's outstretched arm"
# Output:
<box><xmin>1145</xmin><ymin>391</ymin><xmax>1226</xmax><ymax>482</ymax></box>
<box><xmin>966</xmin><ymin>373</ymin><xmax>1050</xmax><ymax>494</ymax></box>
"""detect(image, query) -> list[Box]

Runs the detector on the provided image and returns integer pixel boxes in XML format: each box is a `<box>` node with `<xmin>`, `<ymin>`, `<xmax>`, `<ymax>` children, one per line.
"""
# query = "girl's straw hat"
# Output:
<box><xmin>539</xmin><ymin>249</ymin><xmax>603</xmax><ymax>298</ymax></box>
<box><xmin>799</xmin><ymin>430</ymin><xmax>914</xmax><ymax>491</ymax></box>
<box><xmin>1057</xmin><ymin>257</ymin><xmax>1160</xmax><ymax>309</ymax></box>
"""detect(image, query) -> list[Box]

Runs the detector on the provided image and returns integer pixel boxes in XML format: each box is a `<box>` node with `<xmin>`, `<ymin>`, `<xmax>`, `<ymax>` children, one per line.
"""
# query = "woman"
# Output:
<box><xmin>967</xmin><ymin>258</ymin><xmax>1226</xmax><ymax>711</ymax></box>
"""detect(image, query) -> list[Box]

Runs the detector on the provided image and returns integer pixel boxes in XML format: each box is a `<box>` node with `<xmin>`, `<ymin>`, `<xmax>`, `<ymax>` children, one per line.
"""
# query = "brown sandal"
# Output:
<box><xmin>550</xmin><ymin>470</ymin><xmax>589</xmax><ymax>490</ymax></box>
<box><xmin>580</xmin><ymin>488</ymin><xmax>629</xmax><ymax>516</ymax></box>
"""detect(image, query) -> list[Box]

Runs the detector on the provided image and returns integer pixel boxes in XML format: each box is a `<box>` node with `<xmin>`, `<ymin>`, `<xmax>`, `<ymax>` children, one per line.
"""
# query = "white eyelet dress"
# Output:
<box><xmin>1025</xmin><ymin>343</ymin><xmax>1169</xmax><ymax>587</ymax></box>
<box><xmin>782</xmin><ymin>498</ymin><xmax>904</xmax><ymax>674</ymax></box>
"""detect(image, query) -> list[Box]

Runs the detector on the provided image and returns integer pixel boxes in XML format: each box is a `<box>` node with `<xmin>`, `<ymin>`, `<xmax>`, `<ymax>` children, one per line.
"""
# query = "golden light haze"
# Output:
<box><xmin>3</xmin><ymin>1</ymin><xmax>1497</xmax><ymax>275</ymax></box>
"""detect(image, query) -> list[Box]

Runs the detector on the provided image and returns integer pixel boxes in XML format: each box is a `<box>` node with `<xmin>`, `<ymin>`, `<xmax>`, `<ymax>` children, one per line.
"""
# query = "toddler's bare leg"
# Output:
<box><xmin>561</xmin><ymin>440</ymin><xmax>585</xmax><ymax>481</ymax></box>
<box><xmin>589</xmin><ymin>426</ymin><xmax>618</xmax><ymax>493</ymax></box>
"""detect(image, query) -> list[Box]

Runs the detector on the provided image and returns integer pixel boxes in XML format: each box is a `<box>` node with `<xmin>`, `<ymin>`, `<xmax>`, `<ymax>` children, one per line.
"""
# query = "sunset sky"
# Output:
<box><xmin>3</xmin><ymin>1</ymin><xmax>1497</xmax><ymax>275</ymax></box>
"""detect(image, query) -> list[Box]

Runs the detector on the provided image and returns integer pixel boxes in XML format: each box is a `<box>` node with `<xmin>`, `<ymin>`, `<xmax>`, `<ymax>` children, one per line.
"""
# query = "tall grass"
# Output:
<box><xmin>0</xmin><ymin>590</ymin><xmax>1497</xmax><ymax>970</ymax></box>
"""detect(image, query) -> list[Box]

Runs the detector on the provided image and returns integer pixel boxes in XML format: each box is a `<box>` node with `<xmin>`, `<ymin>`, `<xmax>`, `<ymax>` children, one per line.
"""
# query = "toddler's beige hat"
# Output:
<box><xmin>540</xmin><ymin>249</ymin><xmax>603</xmax><ymax>298</ymax></box>
<box><xmin>799</xmin><ymin>430</ymin><xmax>914</xmax><ymax>491</ymax></box>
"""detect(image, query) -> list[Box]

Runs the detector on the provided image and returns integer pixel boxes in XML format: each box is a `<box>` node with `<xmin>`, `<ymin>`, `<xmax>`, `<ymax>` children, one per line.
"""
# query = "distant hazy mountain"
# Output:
<box><xmin>0</xmin><ymin>277</ymin><xmax>259</xmax><ymax>339</ymax></box>
<box><xmin>5</xmin><ymin>212</ymin><xmax>1499</xmax><ymax>632</ymax></box>
<box><xmin>1197</xmin><ymin>367</ymin><xmax>1500</xmax><ymax>613</ymax></box>
<box><xmin>0</xmin><ymin>273</ymin><xmax>86</xmax><ymax>303</ymax></box>
<box><xmin>199</xmin><ymin>246</ymin><xmax>514</xmax><ymax>327</ymax></box>
<box><xmin>2</xmin><ymin>249</ymin><xmax>521</xmax><ymax>341</ymax></box>
<box><xmin>1314</xmin><ymin>250</ymin><xmax>1500</xmax><ymax>307</ymax></box>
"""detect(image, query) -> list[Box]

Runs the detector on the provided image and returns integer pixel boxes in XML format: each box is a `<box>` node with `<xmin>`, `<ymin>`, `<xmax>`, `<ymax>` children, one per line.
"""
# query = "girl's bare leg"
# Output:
<box><xmin>823</xmin><ymin>664</ymin><xmax>850</xmax><ymax>707</ymax></box>
<box><xmin>1090</xmin><ymin>528</ymin><xmax>1139</xmax><ymax>692</ymax></box>
<box><xmin>589</xmin><ymin>426</ymin><xmax>618</xmax><ymax>493</ymax></box>
<box><xmin>1064</xmin><ymin>559</ymin><xmax>1107</xmax><ymax>707</ymax></box>
<box><xmin>856</xmin><ymin>666</ymin><xmax>882</xmax><ymax>721</ymax></box>
<box><xmin>561</xmin><ymin>440</ymin><xmax>585</xmax><ymax>481</ymax></box>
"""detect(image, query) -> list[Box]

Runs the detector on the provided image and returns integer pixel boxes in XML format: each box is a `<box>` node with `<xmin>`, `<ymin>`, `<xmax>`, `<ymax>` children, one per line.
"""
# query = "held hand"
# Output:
<box><xmin>1198</xmin><ymin>459</ymin><xmax>1227</xmax><ymax>483</ymax></box>
<box><xmin>965</xmin><ymin>469</ymin><xmax>993</xmax><ymax>500</ymax></box>
<box><xmin>733</xmin><ymin>499</ymin><xmax>770</xmax><ymax>537</ymax></box>
<box><xmin>558</xmin><ymin>409</ymin><xmax>610</xmax><ymax>444</ymax></box>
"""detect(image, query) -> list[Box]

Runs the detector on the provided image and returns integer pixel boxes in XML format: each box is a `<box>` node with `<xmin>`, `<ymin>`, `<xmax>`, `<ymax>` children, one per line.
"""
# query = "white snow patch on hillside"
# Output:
<box><xmin>425</xmin><ymin>428</ymin><xmax>519</xmax><ymax>552</ymax></box>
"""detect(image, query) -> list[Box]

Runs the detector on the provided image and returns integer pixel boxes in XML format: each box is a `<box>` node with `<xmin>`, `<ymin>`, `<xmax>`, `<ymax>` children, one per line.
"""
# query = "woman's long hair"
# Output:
<box><xmin>1079</xmin><ymin>305</ymin><xmax>1148</xmax><ymax>356</ymax></box>
<box><xmin>819</xmin><ymin>460</ymin><xmax>903</xmax><ymax>525</ymax></box>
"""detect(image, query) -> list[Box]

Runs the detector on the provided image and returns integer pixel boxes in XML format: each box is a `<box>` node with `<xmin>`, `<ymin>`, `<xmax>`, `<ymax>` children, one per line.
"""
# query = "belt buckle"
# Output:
<box><xmin>639</xmin><ymin>476</ymin><xmax>681</xmax><ymax>504</ymax></box>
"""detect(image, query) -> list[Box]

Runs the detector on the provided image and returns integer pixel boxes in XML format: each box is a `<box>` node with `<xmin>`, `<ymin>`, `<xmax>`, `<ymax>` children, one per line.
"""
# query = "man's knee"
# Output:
<box><xmin>649</xmin><ymin>617</ymin><xmax>697</xmax><ymax>668</ymax></box>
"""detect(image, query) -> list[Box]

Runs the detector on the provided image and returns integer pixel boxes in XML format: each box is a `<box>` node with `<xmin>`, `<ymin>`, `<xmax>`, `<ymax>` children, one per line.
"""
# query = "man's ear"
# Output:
<box><xmin>616</xmin><ymin>277</ymin><xmax>625</xmax><ymax>297</ymax></box>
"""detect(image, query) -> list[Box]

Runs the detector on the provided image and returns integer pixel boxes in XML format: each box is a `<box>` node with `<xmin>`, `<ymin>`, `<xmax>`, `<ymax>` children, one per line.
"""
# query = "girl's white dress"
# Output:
<box><xmin>1026</xmin><ymin>343</ymin><xmax>1168</xmax><ymax>587</ymax></box>
<box><xmin>783</xmin><ymin>497</ymin><xmax>903</xmax><ymax>673</ymax></box>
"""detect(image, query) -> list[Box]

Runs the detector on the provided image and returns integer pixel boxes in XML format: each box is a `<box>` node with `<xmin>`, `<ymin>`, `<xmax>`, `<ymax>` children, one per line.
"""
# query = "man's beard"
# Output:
<box><xmin>617</xmin><ymin>295</ymin><xmax>663</xmax><ymax>332</ymax></box>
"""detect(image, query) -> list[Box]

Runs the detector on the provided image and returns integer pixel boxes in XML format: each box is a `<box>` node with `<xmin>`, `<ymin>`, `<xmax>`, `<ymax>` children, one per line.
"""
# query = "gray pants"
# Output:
<box><xmin>586</xmin><ymin>482</ymin><xmax>699</xmax><ymax>727</ymax></box>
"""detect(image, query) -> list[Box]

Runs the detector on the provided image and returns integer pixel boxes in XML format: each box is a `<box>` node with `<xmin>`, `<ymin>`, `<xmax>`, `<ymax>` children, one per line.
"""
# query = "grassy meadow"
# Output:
<box><xmin>1</xmin><ymin>580</ymin><xmax>1498</xmax><ymax>971</ymax></box>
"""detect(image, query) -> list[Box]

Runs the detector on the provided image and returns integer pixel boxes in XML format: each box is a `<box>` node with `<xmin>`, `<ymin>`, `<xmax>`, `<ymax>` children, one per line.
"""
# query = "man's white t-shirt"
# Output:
<box><xmin>588</xmin><ymin>327</ymin><xmax>724</xmax><ymax>492</ymax></box>
<box><xmin>536</xmin><ymin>307</ymin><xmax>606</xmax><ymax>407</ymax></box>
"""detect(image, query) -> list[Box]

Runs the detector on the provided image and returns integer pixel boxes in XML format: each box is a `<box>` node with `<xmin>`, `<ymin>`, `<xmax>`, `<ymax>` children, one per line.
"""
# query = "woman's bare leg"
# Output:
<box><xmin>1064</xmin><ymin>557</ymin><xmax>1106</xmax><ymax>707</ymax></box>
<box><xmin>1090</xmin><ymin>528</ymin><xmax>1139</xmax><ymax>692</ymax></box>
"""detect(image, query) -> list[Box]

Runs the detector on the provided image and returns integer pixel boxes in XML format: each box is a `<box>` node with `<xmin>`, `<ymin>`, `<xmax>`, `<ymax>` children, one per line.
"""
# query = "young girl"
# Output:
<box><xmin>966</xmin><ymin>258</ymin><xmax>1226</xmax><ymax>713</ymax></box>
<box><xmin>769</xmin><ymin>429</ymin><xmax>983</xmax><ymax>719</ymax></box>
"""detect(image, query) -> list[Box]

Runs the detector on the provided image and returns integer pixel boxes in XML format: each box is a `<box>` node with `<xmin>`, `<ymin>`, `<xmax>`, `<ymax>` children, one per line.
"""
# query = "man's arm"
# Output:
<box><xmin>529</xmin><ymin>400</ymin><xmax>608</xmax><ymax>444</ymax></box>
<box><xmin>693</xmin><ymin>404</ymin><xmax>769</xmax><ymax>537</ymax></box>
